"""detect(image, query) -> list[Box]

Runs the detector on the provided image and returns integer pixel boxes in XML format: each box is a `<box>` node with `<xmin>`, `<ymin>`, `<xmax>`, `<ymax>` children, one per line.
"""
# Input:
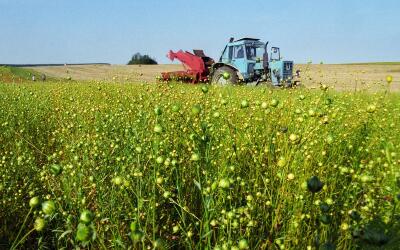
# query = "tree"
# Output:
<box><xmin>127</xmin><ymin>53</ymin><xmax>158</xmax><ymax>65</ymax></box>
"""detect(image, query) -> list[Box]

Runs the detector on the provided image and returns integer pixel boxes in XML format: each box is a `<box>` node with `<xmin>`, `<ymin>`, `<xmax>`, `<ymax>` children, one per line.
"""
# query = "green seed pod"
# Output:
<box><xmin>307</xmin><ymin>176</ymin><xmax>324</xmax><ymax>193</ymax></box>
<box><xmin>324</xmin><ymin>98</ymin><xmax>333</xmax><ymax>105</ymax></box>
<box><xmin>34</xmin><ymin>217</ymin><xmax>46</xmax><ymax>231</ymax></box>
<box><xmin>130</xmin><ymin>221</ymin><xmax>138</xmax><ymax>232</ymax></box>
<box><xmin>367</xmin><ymin>105</ymin><xmax>376</xmax><ymax>113</ymax></box>
<box><xmin>289</xmin><ymin>133</ymin><xmax>298</xmax><ymax>143</ymax></box>
<box><xmin>130</xmin><ymin>230</ymin><xmax>144</xmax><ymax>242</ymax></box>
<box><xmin>222</xmin><ymin>72</ymin><xmax>230</xmax><ymax>80</ymax></box>
<box><xmin>154</xmin><ymin>106</ymin><xmax>162</xmax><ymax>116</ymax></box>
<box><xmin>113</xmin><ymin>176</ymin><xmax>123</xmax><ymax>185</ymax></box>
<box><xmin>277</xmin><ymin>157</ymin><xmax>286</xmax><ymax>167</ymax></box>
<box><xmin>191</xmin><ymin>153</ymin><xmax>200</xmax><ymax>161</ymax></box>
<box><xmin>280</xmin><ymin>126</ymin><xmax>288</xmax><ymax>133</ymax></box>
<box><xmin>153</xmin><ymin>239</ymin><xmax>165</xmax><ymax>249</ymax></box>
<box><xmin>80</xmin><ymin>210</ymin><xmax>94</xmax><ymax>224</ymax></box>
<box><xmin>50</xmin><ymin>164</ymin><xmax>63</xmax><ymax>176</ymax></box>
<box><xmin>261</xmin><ymin>102</ymin><xmax>268</xmax><ymax>109</ymax></box>
<box><xmin>29</xmin><ymin>196</ymin><xmax>40</xmax><ymax>208</ymax></box>
<box><xmin>76</xmin><ymin>223</ymin><xmax>92</xmax><ymax>242</ymax></box>
<box><xmin>386</xmin><ymin>75</ymin><xmax>393</xmax><ymax>84</ymax></box>
<box><xmin>201</xmin><ymin>86</ymin><xmax>208</xmax><ymax>94</ymax></box>
<box><xmin>240</xmin><ymin>100</ymin><xmax>249</xmax><ymax>108</ymax></box>
<box><xmin>135</xmin><ymin>146</ymin><xmax>142</xmax><ymax>153</ymax></box>
<box><xmin>156</xmin><ymin>156</ymin><xmax>164</xmax><ymax>164</ymax></box>
<box><xmin>172</xmin><ymin>105</ymin><xmax>180</xmax><ymax>112</ymax></box>
<box><xmin>163</xmin><ymin>191</ymin><xmax>171</xmax><ymax>198</ymax></box>
<box><xmin>41</xmin><ymin>200</ymin><xmax>56</xmax><ymax>215</ymax></box>
<box><xmin>156</xmin><ymin>177</ymin><xmax>164</xmax><ymax>184</ymax></box>
<box><xmin>319</xmin><ymin>214</ymin><xmax>332</xmax><ymax>225</ymax></box>
<box><xmin>326</xmin><ymin>135</ymin><xmax>333</xmax><ymax>144</ymax></box>
<box><xmin>154</xmin><ymin>124</ymin><xmax>163</xmax><ymax>133</ymax></box>
<box><xmin>218</xmin><ymin>179</ymin><xmax>230</xmax><ymax>189</ymax></box>
<box><xmin>172</xmin><ymin>225</ymin><xmax>179</xmax><ymax>233</ymax></box>
<box><xmin>211</xmin><ymin>182</ymin><xmax>218</xmax><ymax>191</ymax></box>
<box><xmin>319</xmin><ymin>202</ymin><xmax>330</xmax><ymax>213</ymax></box>
<box><xmin>238</xmin><ymin>239</ymin><xmax>249</xmax><ymax>249</ymax></box>
<box><xmin>191</xmin><ymin>105</ymin><xmax>201</xmax><ymax>115</ymax></box>
<box><xmin>270</xmin><ymin>99</ymin><xmax>279</xmax><ymax>107</ymax></box>
<box><xmin>320</xmin><ymin>84</ymin><xmax>328</xmax><ymax>91</ymax></box>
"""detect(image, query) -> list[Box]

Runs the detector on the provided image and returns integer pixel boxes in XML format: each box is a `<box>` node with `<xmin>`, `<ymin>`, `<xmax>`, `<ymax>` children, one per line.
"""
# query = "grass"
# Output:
<box><xmin>0</xmin><ymin>66</ymin><xmax>53</xmax><ymax>83</ymax></box>
<box><xmin>0</xmin><ymin>81</ymin><xmax>399</xmax><ymax>249</ymax></box>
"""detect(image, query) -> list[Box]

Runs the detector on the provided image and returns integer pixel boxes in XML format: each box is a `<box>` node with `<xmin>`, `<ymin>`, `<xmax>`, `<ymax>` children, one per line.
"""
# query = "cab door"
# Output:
<box><xmin>231</xmin><ymin>45</ymin><xmax>248</xmax><ymax>77</ymax></box>
<box><xmin>220</xmin><ymin>45</ymin><xmax>234</xmax><ymax>64</ymax></box>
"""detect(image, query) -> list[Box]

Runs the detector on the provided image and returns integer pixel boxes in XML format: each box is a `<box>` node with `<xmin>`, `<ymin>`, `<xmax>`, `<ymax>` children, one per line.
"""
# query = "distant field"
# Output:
<box><xmin>25</xmin><ymin>63</ymin><xmax>400</xmax><ymax>91</ymax></box>
<box><xmin>296</xmin><ymin>64</ymin><xmax>400</xmax><ymax>91</ymax></box>
<box><xmin>26</xmin><ymin>64</ymin><xmax>184</xmax><ymax>83</ymax></box>
<box><xmin>342</xmin><ymin>62</ymin><xmax>400</xmax><ymax>65</ymax></box>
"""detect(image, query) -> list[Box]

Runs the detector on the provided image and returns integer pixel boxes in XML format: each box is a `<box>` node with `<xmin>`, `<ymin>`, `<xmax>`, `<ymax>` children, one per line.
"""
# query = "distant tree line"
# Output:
<box><xmin>128</xmin><ymin>53</ymin><xmax>158</xmax><ymax>65</ymax></box>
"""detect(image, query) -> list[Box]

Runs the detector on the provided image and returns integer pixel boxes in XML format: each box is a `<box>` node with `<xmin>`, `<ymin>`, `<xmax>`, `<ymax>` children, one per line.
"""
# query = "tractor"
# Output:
<box><xmin>161</xmin><ymin>37</ymin><xmax>297</xmax><ymax>86</ymax></box>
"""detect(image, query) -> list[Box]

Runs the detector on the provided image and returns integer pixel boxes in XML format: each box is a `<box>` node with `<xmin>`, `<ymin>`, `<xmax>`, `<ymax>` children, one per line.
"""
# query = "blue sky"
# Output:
<box><xmin>0</xmin><ymin>0</ymin><xmax>399</xmax><ymax>64</ymax></box>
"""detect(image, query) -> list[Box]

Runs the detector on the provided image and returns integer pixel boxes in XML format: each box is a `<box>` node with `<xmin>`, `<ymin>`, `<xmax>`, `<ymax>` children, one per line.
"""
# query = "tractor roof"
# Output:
<box><xmin>234</xmin><ymin>38</ymin><xmax>260</xmax><ymax>42</ymax></box>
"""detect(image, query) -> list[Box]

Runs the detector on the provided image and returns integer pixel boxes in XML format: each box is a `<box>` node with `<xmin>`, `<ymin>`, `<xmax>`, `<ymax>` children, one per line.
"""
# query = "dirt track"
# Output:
<box><xmin>28</xmin><ymin>63</ymin><xmax>400</xmax><ymax>91</ymax></box>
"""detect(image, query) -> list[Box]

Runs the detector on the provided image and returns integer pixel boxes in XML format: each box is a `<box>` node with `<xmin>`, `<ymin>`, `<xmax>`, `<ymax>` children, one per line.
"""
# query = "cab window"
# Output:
<box><xmin>234</xmin><ymin>45</ymin><xmax>244</xmax><ymax>59</ymax></box>
<box><xmin>228</xmin><ymin>46</ymin><xmax>233</xmax><ymax>60</ymax></box>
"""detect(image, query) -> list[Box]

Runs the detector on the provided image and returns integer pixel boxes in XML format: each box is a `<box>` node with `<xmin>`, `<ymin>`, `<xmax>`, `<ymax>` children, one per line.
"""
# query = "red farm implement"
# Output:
<box><xmin>161</xmin><ymin>50</ymin><xmax>214</xmax><ymax>83</ymax></box>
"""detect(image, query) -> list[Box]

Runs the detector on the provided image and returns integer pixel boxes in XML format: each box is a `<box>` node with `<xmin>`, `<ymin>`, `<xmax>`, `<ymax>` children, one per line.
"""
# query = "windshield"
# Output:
<box><xmin>271</xmin><ymin>47</ymin><xmax>280</xmax><ymax>61</ymax></box>
<box><xmin>246</xmin><ymin>44</ymin><xmax>264</xmax><ymax>60</ymax></box>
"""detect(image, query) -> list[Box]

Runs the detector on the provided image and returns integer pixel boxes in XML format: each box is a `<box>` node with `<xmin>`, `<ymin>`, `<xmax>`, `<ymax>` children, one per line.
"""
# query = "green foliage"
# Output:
<box><xmin>0</xmin><ymin>82</ymin><xmax>399</xmax><ymax>249</ymax></box>
<box><xmin>127</xmin><ymin>52</ymin><xmax>158</xmax><ymax>65</ymax></box>
<box><xmin>0</xmin><ymin>66</ymin><xmax>36</xmax><ymax>82</ymax></box>
<box><xmin>8</xmin><ymin>67</ymin><xmax>36</xmax><ymax>79</ymax></box>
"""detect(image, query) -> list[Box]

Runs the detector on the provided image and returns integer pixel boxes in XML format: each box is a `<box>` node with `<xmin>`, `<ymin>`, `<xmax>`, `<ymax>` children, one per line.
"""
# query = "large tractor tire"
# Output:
<box><xmin>211</xmin><ymin>66</ymin><xmax>238</xmax><ymax>85</ymax></box>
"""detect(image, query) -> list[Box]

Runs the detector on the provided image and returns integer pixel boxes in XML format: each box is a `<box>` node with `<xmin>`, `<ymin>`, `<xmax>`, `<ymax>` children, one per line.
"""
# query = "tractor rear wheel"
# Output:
<box><xmin>211</xmin><ymin>66</ymin><xmax>238</xmax><ymax>85</ymax></box>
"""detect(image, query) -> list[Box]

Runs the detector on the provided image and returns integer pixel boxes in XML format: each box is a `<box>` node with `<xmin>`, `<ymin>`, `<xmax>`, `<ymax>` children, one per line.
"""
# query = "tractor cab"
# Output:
<box><xmin>219</xmin><ymin>38</ymin><xmax>265</xmax><ymax>81</ymax></box>
<box><xmin>213</xmin><ymin>37</ymin><xmax>294</xmax><ymax>86</ymax></box>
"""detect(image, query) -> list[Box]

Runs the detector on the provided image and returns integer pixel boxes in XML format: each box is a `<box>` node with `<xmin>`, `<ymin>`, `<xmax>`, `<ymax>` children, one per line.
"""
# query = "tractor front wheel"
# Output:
<box><xmin>211</xmin><ymin>66</ymin><xmax>238</xmax><ymax>85</ymax></box>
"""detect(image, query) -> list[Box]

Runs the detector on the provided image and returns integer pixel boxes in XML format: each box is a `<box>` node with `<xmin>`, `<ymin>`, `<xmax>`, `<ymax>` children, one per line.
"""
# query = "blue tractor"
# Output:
<box><xmin>210</xmin><ymin>37</ymin><xmax>296</xmax><ymax>86</ymax></box>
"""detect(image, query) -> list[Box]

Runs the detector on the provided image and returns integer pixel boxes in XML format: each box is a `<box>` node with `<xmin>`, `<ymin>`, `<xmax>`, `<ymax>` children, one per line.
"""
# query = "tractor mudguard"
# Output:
<box><xmin>211</xmin><ymin>63</ymin><xmax>244</xmax><ymax>80</ymax></box>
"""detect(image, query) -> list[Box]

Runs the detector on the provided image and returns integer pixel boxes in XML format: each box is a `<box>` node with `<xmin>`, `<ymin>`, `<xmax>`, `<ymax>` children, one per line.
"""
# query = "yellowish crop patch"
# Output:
<box><xmin>0</xmin><ymin>81</ymin><xmax>399</xmax><ymax>249</ymax></box>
